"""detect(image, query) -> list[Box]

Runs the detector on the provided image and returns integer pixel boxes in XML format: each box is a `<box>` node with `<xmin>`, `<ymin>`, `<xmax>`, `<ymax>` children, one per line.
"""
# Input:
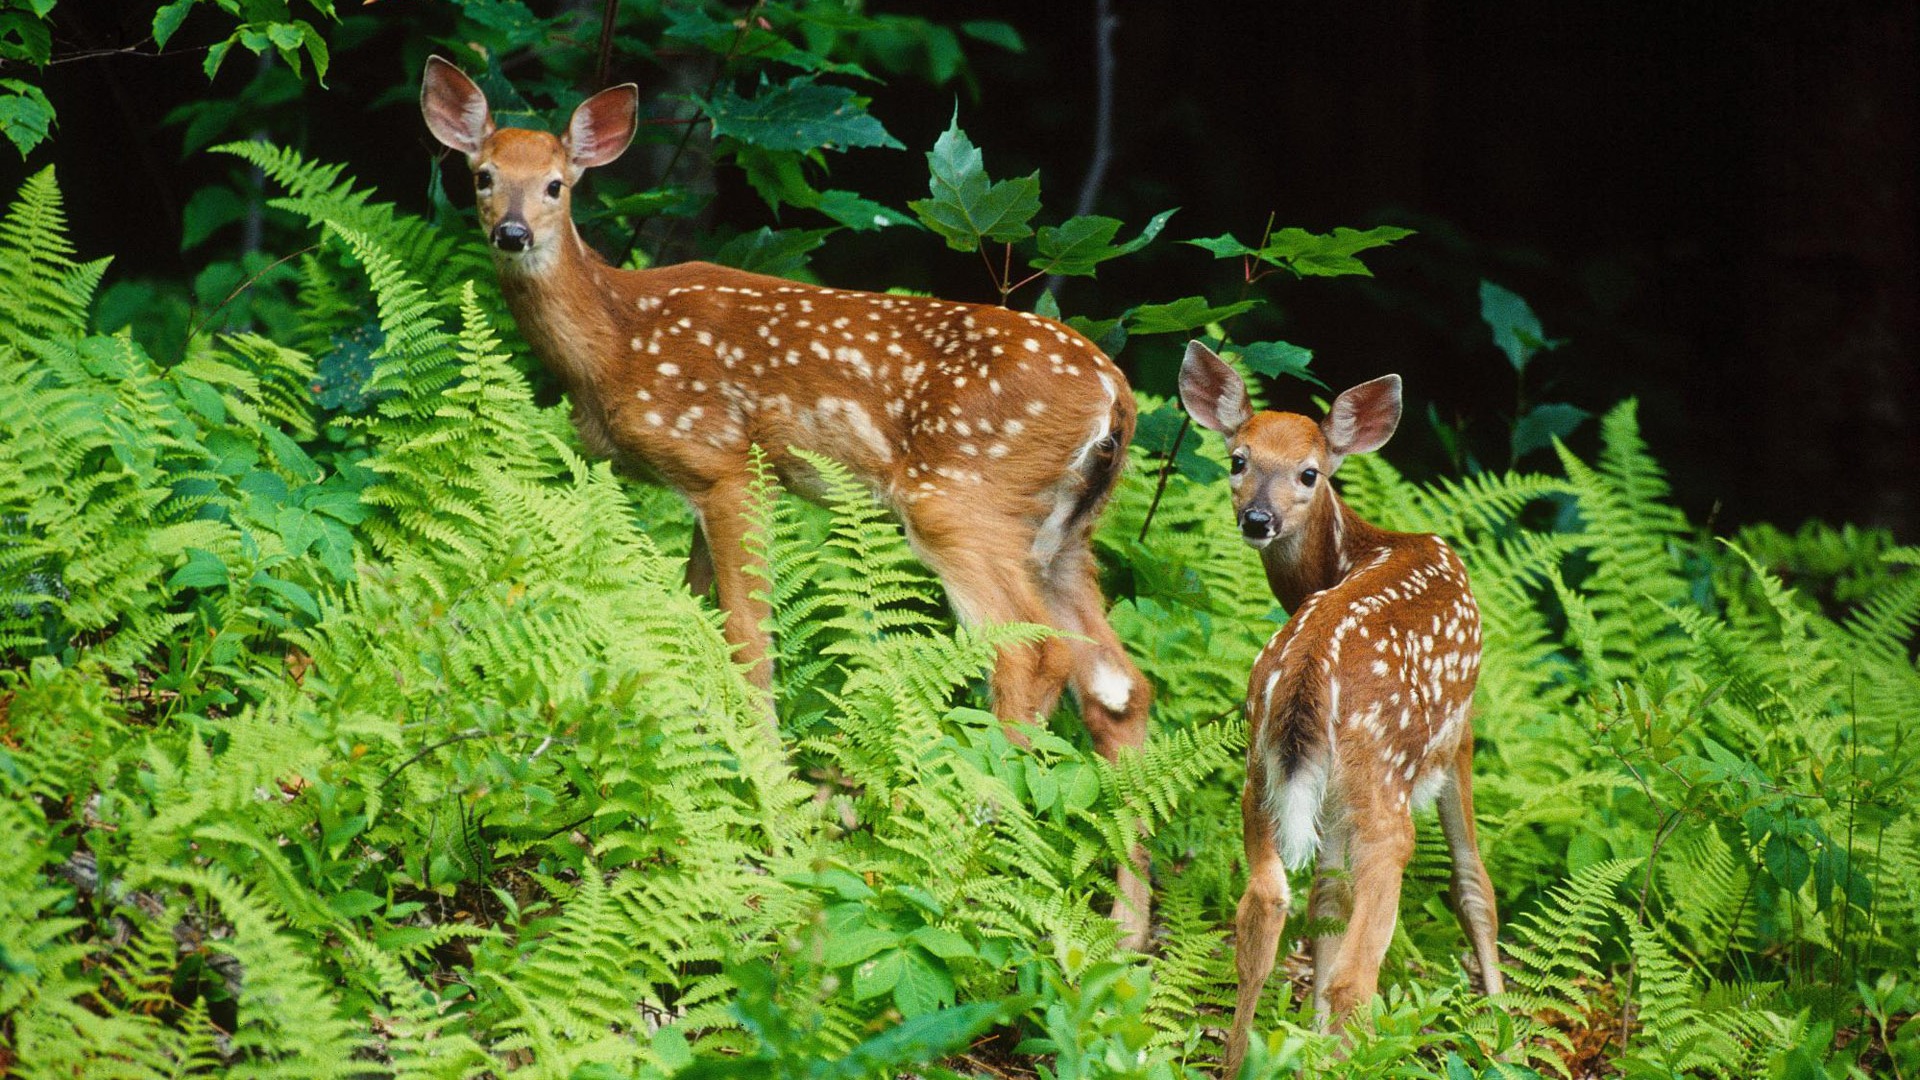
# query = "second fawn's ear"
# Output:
<box><xmin>1179</xmin><ymin>340</ymin><xmax>1254</xmax><ymax>436</ymax></box>
<box><xmin>566</xmin><ymin>84</ymin><xmax>640</xmax><ymax>172</ymax></box>
<box><xmin>421</xmin><ymin>56</ymin><xmax>493</xmax><ymax>160</ymax></box>
<box><xmin>1321</xmin><ymin>374</ymin><xmax>1402</xmax><ymax>465</ymax></box>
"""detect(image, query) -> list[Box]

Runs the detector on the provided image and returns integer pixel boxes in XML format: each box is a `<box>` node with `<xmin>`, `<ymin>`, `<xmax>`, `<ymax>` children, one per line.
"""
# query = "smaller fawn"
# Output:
<box><xmin>1177</xmin><ymin>343</ymin><xmax>1502</xmax><ymax>1074</ymax></box>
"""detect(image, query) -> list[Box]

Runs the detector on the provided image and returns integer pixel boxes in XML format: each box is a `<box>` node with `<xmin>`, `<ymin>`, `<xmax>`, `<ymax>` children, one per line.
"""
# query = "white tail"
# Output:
<box><xmin>421</xmin><ymin>58</ymin><xmax>1156</xmax><ymax>947</ymax></box>
<box><xmin>1180</xmin><ymin>342</ymin><xmax>1503</xmax><ymax>1072</ymax></box>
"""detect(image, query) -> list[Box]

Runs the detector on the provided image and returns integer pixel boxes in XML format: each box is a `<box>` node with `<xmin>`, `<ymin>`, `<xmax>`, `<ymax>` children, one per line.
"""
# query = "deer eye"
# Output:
<box><xmin>1300</xmin><ymin>467</ymin><xmax>1319</xmax><ymax>487</ymax></box>
<box><xmin>1229</xmin><ymin>452</ymin><xmax>1248</xmax><ymax>476</ymax></box>
<box><xmin>546</xmin><ymin>179</ymin><xmax>564</xmax><ymax>199</ymax></box>
<box><xmin>475</xmin><ymin>168</ymin><xmax>492</xmax><ymax>192</ymax></box>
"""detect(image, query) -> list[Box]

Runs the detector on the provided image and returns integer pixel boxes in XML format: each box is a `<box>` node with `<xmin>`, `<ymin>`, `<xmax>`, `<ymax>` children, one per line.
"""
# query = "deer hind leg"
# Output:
<box><xmin>1436</xmin><ymin>734</ymin><xmax>1503</xmax><ymax>994</ymax></box>
<box><xmin>1319</xmin><ymin>809</ymin><xmax>1415</xmax><ymax>1028</ymax></box>
<box><xmin>901</xmin><ymin>497</ymin><xmax>1071</xmax><ymax>727</ymax></box>
<box><xmin>1040</xmin><ymin>545</ymin><xmax>1154</xmax><ymax>947</ymax></box>
<box><xmin>685</xmin><ymin>520</ymin><xmax>715</xmax><ymax>597</ymax></box>
<box><xmin>1225</xmin><ymin>779</ymin><xmax>1293</xmax><ymax>1078</ymax></box>
<box><xmin>688</xmin><ymin>477</ymin><xmax>774</xmax><ymax>691</ymax></box>
<box><xmin>1306</xmin><ymin>813</ymin><xmax>1353</xmax><ymax>1022</ymax></box>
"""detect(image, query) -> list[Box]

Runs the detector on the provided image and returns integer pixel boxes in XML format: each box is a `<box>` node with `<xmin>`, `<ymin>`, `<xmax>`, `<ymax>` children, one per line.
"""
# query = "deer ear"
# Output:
<box><xmin>421</xmin><ymin>56</ymin><xmax>493</xmax><ymax>160</ymax></box>
<box><xmin>1321</xmin><ymin>374</ymin><xmax>1402</xmax><ymax>464</ymax></box>
<box><xmin>566</xmin><ymin>84</ymin><xmax>640</xmax><ymax>172</ymax></box>
<box><xmin>1179</xmin><ymin>340</ymin><xmax>1254</xmax><ymax>436</ymax></box>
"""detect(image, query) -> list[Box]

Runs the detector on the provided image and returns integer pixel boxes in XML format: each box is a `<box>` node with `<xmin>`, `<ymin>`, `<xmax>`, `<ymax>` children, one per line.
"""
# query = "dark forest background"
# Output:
<box><xmin>14</xmin><ymin>1</ymin><xmax>1917</xmax><ymax>539</ymax></box>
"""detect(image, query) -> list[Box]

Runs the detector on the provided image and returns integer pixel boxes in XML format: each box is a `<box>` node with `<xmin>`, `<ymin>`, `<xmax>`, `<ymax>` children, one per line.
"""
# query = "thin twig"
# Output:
<box><xmin>182</xmin><ymin>243</ymin><xmax>318</xmax><ymax>350</ymax></box>
<box><xmin>1136</xmin><ymin>413</ymin><xmax>1190</xmax><ymax>543</ymax></box>
<box><xmin>592</xmin><ymin>0</ymin><xmax>619</xmax><ymax>90</ymax></box>
<box><xmin>1046</xmin><ymin>0</ymin><xmax>1117</xmax><ymax>298</ymax></box>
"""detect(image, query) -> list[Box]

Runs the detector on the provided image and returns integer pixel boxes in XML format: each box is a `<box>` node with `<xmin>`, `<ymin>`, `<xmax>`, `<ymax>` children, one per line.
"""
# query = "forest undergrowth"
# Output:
<box><xmin>2</xmin><ymin>5</ymin><xmax>1918</xmax><ymax>1075</ymax></box>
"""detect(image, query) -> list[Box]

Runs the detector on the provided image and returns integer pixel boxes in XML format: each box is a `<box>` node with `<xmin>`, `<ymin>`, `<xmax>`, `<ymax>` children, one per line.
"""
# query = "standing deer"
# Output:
<box><xmin>420</xmin><ymin>58</ymin><xmax>1155</xmax><ymax>945</ymax></box>
<box><xmin>1175</xmin><ymin>342</ymin><xmax>1502</xmax><ymax>1072</ymax></box>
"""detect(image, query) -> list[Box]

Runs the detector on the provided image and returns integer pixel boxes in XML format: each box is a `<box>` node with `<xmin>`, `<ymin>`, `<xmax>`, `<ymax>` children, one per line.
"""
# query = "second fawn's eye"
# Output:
<box><xmin>546</xmin><ymin>179</ymin><xmax>563</xmax><ymax>198</ymax></box>
<box><xmin>475</xmin><ymin>168</ymin><xmax>492</xmax><ymax>191</ymax></box>
<box><xmin>1300</xmin><ymin>467</ymin><xmax>1319</xmax><ymax>487</ymax></box>
<box><xmin>1229</xmin><ymin>453</ymin><xmax>1248</xmax><ymax>476</ymax></box>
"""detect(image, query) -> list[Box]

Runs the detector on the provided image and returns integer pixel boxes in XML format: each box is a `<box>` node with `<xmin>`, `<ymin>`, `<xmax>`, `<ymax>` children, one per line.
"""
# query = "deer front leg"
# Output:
<box><xmin>1224</xmin><ymin>780</ymin><xmax>1292</xmax><ymax>1077</ymax></box>
<box><xmin>688</xmin><ymin>479</ymin><xmax>773</xmax><ymax>690</ymax></box>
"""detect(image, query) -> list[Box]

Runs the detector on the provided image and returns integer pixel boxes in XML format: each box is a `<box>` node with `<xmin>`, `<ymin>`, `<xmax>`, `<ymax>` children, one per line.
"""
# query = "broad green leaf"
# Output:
<box><xmin>169</xmin><ymin>549</ymin><xmax>230</xmax><ymax>590</ymax></box>
<box><xmin>180</xmin><ymin>185</ymin><xmax>247</xmax><ymax>251</ymax></box>
<box><xmin>1032</xmin><ymin>288</ymin><xmax>1060</xmax><ymax>320</ymax></box>
<box><xmin>822</xmin><ymin>926</ymin><xmax>898</xmax><ymax>968</ymax></box>
<box><xmin>1510</xmin><ymin>402</ymin><xmax>1590</xmax><ymax>460</ymax></box>
<box><xmin>0</xmin><ymin>80</ymin><xmax>53</xmax><ymax>158</ymax></box>
<box><xmin>891</xmin><ymin>948</ymin><xmax>956</xmax><ymax>1016</ymax></box>
<box><xmin>1187</xmin><ymin>224</ymin><xmax>1414</xmax><ymax>278</ymax></box>
<box><xmin>831</xmin><ymin>1001</ymin><xmax>1012</xmax><ymax>1076</ymax></box>
<box><xmin>851</xmin><ymin>947</ymin><xmax>906</xmax><ymax>1001</ymax></box>
<box><xmin>1029</xmin><ymin>208</ymin><xmax>1176</xmax><ymax>277</ymax></box>
<box><xmin>1125</xmin><ymin>296</ymin><xmax>1259</xmax><ymax>335</ymax></box>
<box><xmin>152</xmin><ymin>0</ymin><xmax>195</xmax><ymax>49</ymax></box>
<box><xmin>711</xmin><ymin>226</ymin><xmax>833</xmax><ymax>277</ymax></box>
<box><xmin>1479</xmin><ymin>280</ymin><xmax>1565</xmax><ymax>372</ymax></box>
<box><xmin>907</xmin><ymin>113</ymin><xmax>1041</xmax><ymax>251</ymax></box>
<box><xmin>700</xmin><ymin>74</ymin><xmax>902</xmax><ymax>153</ymax></box>
<box><xmin>960</xmin><ymin>20</ymin><xmax>1024</xmax><ymax>52</ymax></box>
<box><xmin>907</xmin><ymin>926</ymin><xmax>975</xmax><ymax>960</ymax></box>
<box><xmin>813</xmin><ymin>189</ymin><xmax>918</xmax><ymax>231</ymax></box>
<box><xmin>1236</xmin><ymin>340</ymin><xmax>1325</xmax><ymax>388</ymax></box>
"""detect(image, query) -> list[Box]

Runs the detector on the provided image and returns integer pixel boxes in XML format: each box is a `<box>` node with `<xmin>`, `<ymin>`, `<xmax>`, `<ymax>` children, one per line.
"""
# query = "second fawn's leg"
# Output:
<box><xmin>1436</xmin><ymin>734</ymin><xmax>1504</xmax><ymax>994</ymax></box>
<box><xmin>689</xmin><ymin>478</ymin><xmax>774</xmax><ymax>690</ymax></box>
<box><xmin>1307</xmin><ymin>814</ymin><xmax>1353</xmax><ymax>1021</ymax></box>
<box><xmin>1041</xmin><ymin>545</ymin><xmax>1154</xmax><ymax>948</ymax></box>
<box><xmin>1319</xmin><ymin>810</ymin><xmax>1415</xmax><ymax>1027</ymax></box>
<box><xmin>902</xmin><ymin>498</ymin><xmax>1071</xmax><ymax>726</ymax></box>
<box><xmin>1224</xmin><ymin>777</ymin><xmax>1292</xmax><ymax>1077</ymax></box>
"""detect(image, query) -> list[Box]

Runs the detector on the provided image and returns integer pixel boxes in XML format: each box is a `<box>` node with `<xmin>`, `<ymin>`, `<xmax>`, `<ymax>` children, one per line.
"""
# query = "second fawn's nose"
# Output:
<box><xmin>1240</xmin><ymin>507</ymin><xmax>1274</xmax><ymax>539</ymax></box>
<box><xmin>491</xmin><ymin>220</ymin><xmax>531</xmax><ymax>252</ymax></box>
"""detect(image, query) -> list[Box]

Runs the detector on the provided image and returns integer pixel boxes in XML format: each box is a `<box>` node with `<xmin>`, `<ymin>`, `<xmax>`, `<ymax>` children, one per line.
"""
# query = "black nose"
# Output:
<box><xmin>491</xmin><ymin>220</ymin><xmax>530</xmax><ymax>252</ymax></box>
<box><xmin>1240</xmin><ymin>507</ymin><xmax>1274</xmax><ymax>539</ymax></box>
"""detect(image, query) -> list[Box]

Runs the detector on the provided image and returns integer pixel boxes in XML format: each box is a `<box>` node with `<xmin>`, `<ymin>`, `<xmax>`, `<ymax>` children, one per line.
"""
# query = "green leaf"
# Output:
<box><xmin>327</xmin><ymin>889</ymin><xmax>382</xmax><ymax>920</ymax></box>
<box><xmin>1125</xmin><ymin>296</ymin><xmax>1260</xmax><ymax>335</ymax></box>
<box><xmin>711</xmin><ymin>226</ymin><xmax>833</xmax><ymax>277</ymax></box>
<box><xmin>1763</xmin><ymin>834</ymin><xmax>1811</xmax><ymax>892</ymax></box>
<box><xmin>169</xmin><ymin>549</ymin><xmax>230</xmax><ymax>590</ymax></box>
<box><xmin>891</xmin><ymin>948</ymin><xmax>956</xmax><ymax>1016</ymax></box>
<box><xmin>813</xmin><ymin>189</ymin><xmax>918</xmax><ymax>232</ymax></box>
<box><xmin>960</xmin><ymin>20</ymin><xmax>1025</xmax><ymax>52</ymax></box>
<box><xmin>907</xmin><ymin>112</ymin><xmax>1041</xmax><ymax>252</ymax></box>
<box><xmin>1187</xmin><ymin>224</ymin><xmax>1413</xmax><ymax>277</ymax></box>
<box><xmin>822</xmin><ymin>926</ymin><xmax>897</xmax><ymax>968</ymax></box>
<box><xmin>1236</xmin><ymin>340</ymin><xmax>1325</xmax><ymax>388</ymax></box>
<box><xmin>1029</xmin><ymin>208</ymin><xmax>1176</xmax><ymax>277</ymax></box>
<box><xmin>180</xmin><ymin>185</ymin><xmax>246</xmax><ymax>251</ymax></box>
<box><xmin>700</xmin><ymin>74</ymin><xmax>902</xmax><ymax>153</ymax></box>
<box><xmin>0</xmin><ymin>80</ymin><xmax>54</xmax><ymax>158</ymax></box>
<box><xmin>1510</xmin><ymin>402</ymin><xmax>1590</xmax><ymax>460</ymax></box>
<box><xmin>152</xmin><ymin>0</ymin><xmax>195</xmax><ymax>49</ymax></box>
<box><xmin>829</xmin><ymin>1000</ymin><xmax>1014</xmax><ymax>1077</ymax></box>
<box><xmin>1032</xmin><ymin>288</ymin><xmax>1060</xmax><ymax>320</ymax></box>
<box><xmin>852</xmin><ymin>947</ymin><xmax>905</xmax><ymax>1001</ymax></box>
<box><xmin>1479</xmin><ymin>280</ymin><xmax>1564</xmax><ymax>372</ymax></box>
<box><xmin>203</xmin><ymin>36</ymin><xmax>235</xmax><ymax>80</ymax></box>
<box><xmin>907</xmin><ymin>926</ymin><xmax>975</xmax><ymax>960</ymax></box>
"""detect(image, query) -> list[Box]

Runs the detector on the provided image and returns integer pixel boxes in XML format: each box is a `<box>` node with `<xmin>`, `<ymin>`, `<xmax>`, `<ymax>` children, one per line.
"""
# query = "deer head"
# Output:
<box><xmin>1178</xmin><ymin>340</ymin><xmax>1401</xmax><ymax>549</ymax></box>
<box><xmin>420</xmin><ymin>56</ymin><xmax>639</xmax><ymax>273</ymax></box>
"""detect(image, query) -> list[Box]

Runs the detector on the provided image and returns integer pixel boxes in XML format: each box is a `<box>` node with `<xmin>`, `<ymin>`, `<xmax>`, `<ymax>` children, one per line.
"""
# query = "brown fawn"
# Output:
<box><xmin>1177</xmin><ymin>342</ymin><xmax>1502</xmax><ymax>1072</ymax></box>
<box><xmin>420</xmin><ymin>58</ymin><xmax>1155</xmax><ymax>944</ymax></box>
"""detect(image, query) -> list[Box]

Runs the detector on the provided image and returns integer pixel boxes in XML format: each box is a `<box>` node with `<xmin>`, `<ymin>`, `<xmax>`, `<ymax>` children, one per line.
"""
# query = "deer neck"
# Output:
<box><xmin>494</xmin><ymin>225</ymin><xmax>627</xmax><ymax>405</ymax></box>
<box><xmin>1259</xmin><ymin>489</ymin><xmax>1384</xmax><ymax>611</ymax></box>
